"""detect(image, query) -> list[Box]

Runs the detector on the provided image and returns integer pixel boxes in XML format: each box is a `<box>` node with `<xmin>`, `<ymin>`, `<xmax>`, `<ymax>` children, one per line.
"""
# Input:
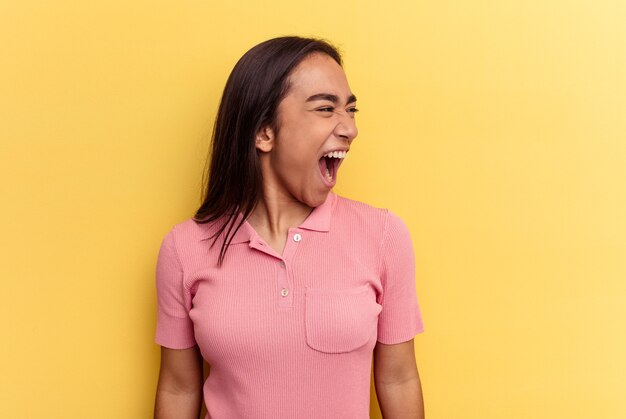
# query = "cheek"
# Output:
<box><xmin>270</xmin><ymin>138</ymin><xmax>304</xmax><ymax>176</ymax></box>
<box><xmin>276</xmin><ymin>149</ymin><xmax>313</xmax><ymax>177</ymax></box>
<box><xmin>276</xmin><ymin>129</ymin><xmax>319</xmax><ymax>166</ymax></box>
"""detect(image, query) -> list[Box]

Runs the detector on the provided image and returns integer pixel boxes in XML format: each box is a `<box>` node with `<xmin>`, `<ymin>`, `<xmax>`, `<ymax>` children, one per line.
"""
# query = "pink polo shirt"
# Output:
<box><xmin>155</xmin><ymin>192</ymin><xmax>424</xmax><ymax>419</ymax></box>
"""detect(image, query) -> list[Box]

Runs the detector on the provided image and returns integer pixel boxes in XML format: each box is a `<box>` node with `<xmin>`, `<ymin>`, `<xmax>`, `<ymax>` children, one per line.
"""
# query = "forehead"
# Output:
<box><xmin>286</xmin><ymin>53</ymin><xmax>352</xmax><ymax>99</ymax></box>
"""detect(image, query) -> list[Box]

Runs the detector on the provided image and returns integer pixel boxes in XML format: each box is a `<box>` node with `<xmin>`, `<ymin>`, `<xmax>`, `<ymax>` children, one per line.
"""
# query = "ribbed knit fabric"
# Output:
<box><xmin>155</xmin><ymin>192</ymin><xmax>424</xmax><ymax>419</ymax></box>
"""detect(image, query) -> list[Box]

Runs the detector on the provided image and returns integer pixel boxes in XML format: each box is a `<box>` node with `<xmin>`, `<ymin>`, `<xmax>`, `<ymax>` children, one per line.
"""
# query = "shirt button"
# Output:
<box><xmin>279</xmin><ymin>261</ymin><xmax>286</xmax><ymax>268</ymax></box>
<box><xmin>280</xmin><ymin>288</ymin><xmax>289</xmax><ymax>297</ymax></box>
<box><xmin>293</xmin><ymin>233</ymin><xmax>302</xmax><ymax>242</ymax></box>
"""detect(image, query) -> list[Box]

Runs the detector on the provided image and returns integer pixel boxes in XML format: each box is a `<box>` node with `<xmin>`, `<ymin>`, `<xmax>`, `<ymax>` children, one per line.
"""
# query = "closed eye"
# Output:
<box><xmin>316</xmin><ymin>107</ymin><xmax>360</xmax><ymax>114</ymax></box>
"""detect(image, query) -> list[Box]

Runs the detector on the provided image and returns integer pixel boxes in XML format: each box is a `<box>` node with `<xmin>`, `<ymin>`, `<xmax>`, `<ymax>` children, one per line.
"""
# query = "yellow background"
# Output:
<box><xmin>1</xmin><ymin>1</ymin><xmax>625</xmax><ymax>418</ymax></box>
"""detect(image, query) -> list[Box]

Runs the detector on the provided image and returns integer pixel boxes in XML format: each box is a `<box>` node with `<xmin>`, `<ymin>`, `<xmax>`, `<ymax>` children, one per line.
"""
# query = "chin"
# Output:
<box><xmin>297</xmin><ymin>190</ymin><xmax>328</xmax><ymax>208</ymax></box>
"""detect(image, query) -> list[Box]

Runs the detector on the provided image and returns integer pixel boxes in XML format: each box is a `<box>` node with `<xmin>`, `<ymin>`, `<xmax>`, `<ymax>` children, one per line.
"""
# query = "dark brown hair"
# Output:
<box><xmin>193</xmin><ymin>36</ymin><xmax>343</xmax><ymax>265</ymax></box>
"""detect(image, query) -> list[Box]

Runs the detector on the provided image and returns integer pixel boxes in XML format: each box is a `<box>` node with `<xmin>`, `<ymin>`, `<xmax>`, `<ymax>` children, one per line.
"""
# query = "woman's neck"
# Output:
<box><xmin>245</xmin><ymin>187</ymin><xmax>312</xmax><ymax>256</ymax></box>
<box><xmin>247</xmin><ymin>189</ymin><xmax>313</xmax><ymax>239</ymax></box>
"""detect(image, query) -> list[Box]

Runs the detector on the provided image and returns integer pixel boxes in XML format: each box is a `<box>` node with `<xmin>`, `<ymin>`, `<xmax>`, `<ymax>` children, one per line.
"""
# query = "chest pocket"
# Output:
<box><xmin>304</xmin><ymin>284</ymin><xmax>382</xmax><ymax>354</ymax></box>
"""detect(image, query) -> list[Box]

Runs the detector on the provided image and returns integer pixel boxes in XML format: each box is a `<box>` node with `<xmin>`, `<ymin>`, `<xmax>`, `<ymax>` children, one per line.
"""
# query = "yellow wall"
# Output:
<box><xmin>1</xmin><ymin>1</ymin><xmax>624</xmax><ymax>418</ymax></box>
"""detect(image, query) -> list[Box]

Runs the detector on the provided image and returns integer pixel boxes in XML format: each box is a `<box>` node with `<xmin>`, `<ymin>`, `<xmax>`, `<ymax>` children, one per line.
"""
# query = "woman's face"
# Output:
<box><xmin>256</xmin><ymin>52</ymin><xmax>358</xmax><ymax>208</ymax></box>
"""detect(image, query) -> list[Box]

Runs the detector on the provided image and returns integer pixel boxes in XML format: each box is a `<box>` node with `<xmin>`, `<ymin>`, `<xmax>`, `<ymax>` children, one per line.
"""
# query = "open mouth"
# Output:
<box><xmin>318</xmin><ymin>150</ymin><xmax>347</xmax><ymax>187</ymax></box>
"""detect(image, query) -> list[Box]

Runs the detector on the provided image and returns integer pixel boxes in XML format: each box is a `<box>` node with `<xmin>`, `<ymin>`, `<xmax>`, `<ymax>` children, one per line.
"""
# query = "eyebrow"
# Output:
<box><xmin>305</xmin><ymin>93</ymin><xmax>357</xmax><ymax>105</ymax></box>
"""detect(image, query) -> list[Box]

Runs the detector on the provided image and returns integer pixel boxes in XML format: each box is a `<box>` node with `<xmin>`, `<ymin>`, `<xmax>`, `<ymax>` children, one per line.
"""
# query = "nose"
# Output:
<box><xmin>334</xmin><ymin>111</ymin><xmax>358</xmax><ymax>142</ymax></box>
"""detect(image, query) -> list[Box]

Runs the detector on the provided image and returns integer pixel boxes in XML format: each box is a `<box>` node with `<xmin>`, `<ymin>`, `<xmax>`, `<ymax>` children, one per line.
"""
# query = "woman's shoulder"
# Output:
<box><xmin>162</xmin><ymin>216</ymin><xmax>224</xmax><ymax>247</ymax></box>
<box><xmin>333</xmin><ymin>193</ymin><xmax>410</xmax><ymax>234</ymax></box>
<box><xmin>333</xmin><ymin>193</ymin><xmax>390</xmax><ymax>219</ymax></box>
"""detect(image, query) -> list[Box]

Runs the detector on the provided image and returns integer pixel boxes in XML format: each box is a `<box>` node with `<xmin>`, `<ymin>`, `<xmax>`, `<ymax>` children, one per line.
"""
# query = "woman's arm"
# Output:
<box><xmin>154</xmin><ymin>345</ymin><xmax>204</xmax><ymax>419</ymax></box>
<box><xmin>373</xmin><ymin>339</ymin><xmax>425</xmax><ymax>419</ymax></box>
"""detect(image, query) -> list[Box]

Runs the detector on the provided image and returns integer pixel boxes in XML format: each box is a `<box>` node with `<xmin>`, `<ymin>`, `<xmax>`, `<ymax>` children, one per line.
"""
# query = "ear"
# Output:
<box><xmin>255</xmin><ymin>125</ymin><xmax>275</xmax><ymax>153</ymax></box>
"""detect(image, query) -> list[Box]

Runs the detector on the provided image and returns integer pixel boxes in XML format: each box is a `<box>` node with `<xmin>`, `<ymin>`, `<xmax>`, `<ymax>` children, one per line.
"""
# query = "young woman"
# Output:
<box><xmin>154</xmin><ymin>36</ymin><xmax>425</xmax><ymax>419</ymax></box>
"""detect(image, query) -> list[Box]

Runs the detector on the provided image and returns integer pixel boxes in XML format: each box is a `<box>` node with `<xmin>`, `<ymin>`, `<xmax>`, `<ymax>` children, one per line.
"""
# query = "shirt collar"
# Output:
<box><xmin>298</xmin><ymin>191</ymin><xmax>335</xmax><ymax>232</ymax></box>
<box><xmin>219</xmin><ymin>213</ymin><xmax>255</xmax><ymax>245</ymax></box>
<box><xmin>201</xmin><ymin>192</ymin><xmax>335</xmax><ymax>244</ymax></box>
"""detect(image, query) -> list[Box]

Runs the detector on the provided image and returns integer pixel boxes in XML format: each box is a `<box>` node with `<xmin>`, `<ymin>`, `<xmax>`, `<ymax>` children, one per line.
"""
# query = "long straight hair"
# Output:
<box><xmin>193</xmin><ymin>36</ymin><xmax>343</xmax><ymax>265</ymax></box>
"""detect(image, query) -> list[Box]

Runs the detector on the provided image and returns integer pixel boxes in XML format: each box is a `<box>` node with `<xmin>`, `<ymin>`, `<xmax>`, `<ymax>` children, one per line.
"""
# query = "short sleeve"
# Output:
<box><xmin>154</xmin><ymin>227</ymin><xmax>196</xmax><ymax>349</ymax></box>
<box><xmin>376</xmin><ymin>210</ymin><xmax>425</xmax><ymax>344</ymax></box>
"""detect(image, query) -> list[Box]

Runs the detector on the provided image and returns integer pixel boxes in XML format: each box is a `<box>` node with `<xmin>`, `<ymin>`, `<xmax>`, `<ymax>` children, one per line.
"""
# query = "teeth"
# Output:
<box><xmin>325</xmin><ymin>167</ymin><xmax>332</xmax><ymax>181</ymax></box>
<box><xmin>323</xmin><ymin>150</ymin><xmax>347</xmax><ymax>159</ymax></box>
